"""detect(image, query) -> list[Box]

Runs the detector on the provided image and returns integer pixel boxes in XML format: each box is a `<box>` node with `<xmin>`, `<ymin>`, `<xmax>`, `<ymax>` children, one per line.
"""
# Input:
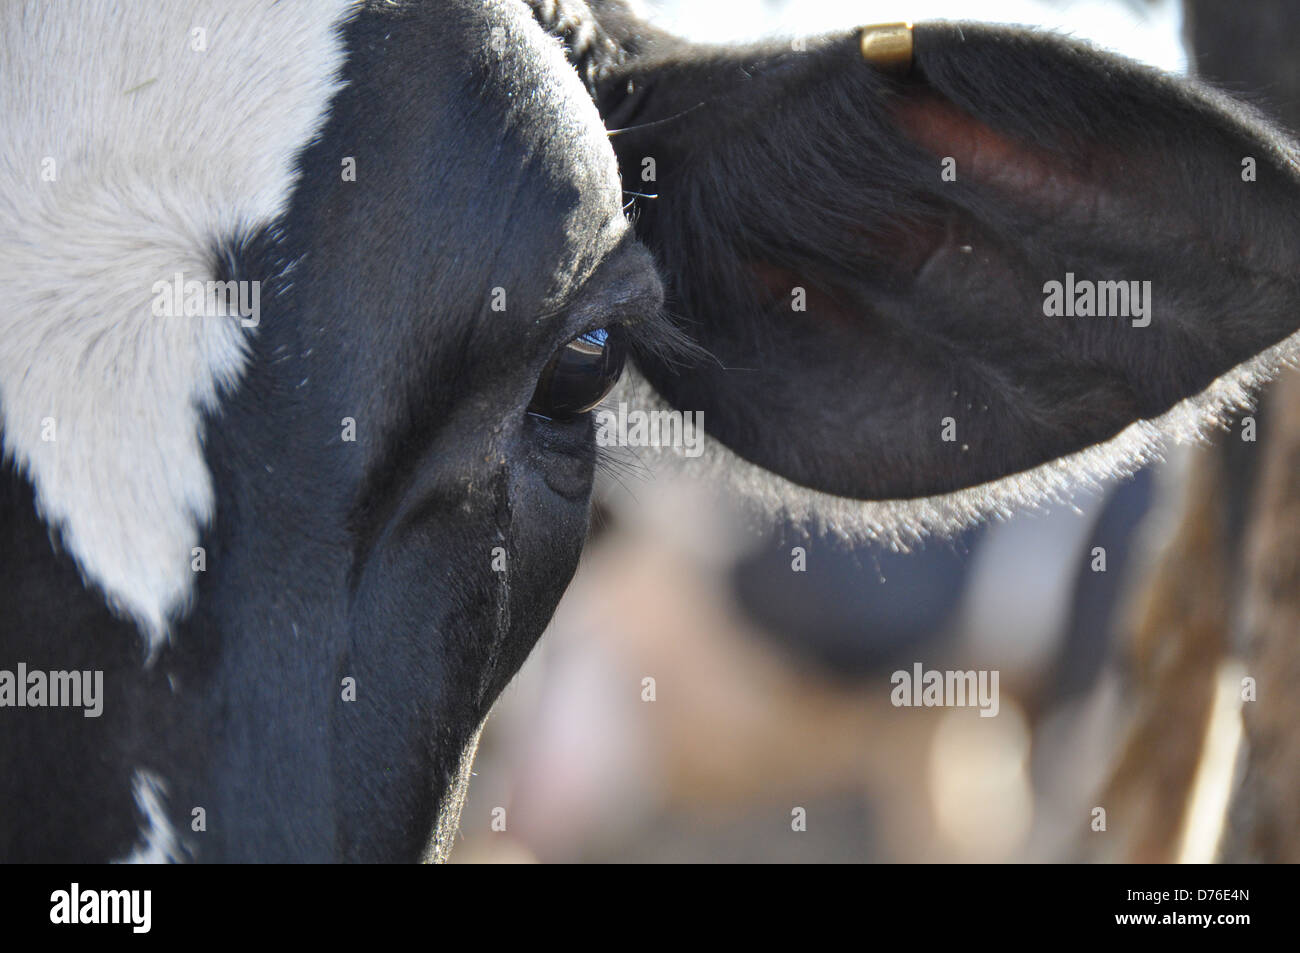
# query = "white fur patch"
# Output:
<box><xmin>0</xmin><ymin>0</ymin><xmax>359</xmax><ymax>650</ymax></box>
<box><xmin>604</xmin><ymin>327</ymin><xmax>1300</xmax><ymax>547</ymax></box>
<box><xmin>114</xmin><ymin>770</ymin><xmax>186</xmax><ymax>864</ymax></box>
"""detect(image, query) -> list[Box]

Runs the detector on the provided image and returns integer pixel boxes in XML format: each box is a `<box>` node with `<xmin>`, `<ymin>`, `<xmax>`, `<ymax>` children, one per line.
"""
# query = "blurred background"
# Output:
<box><xmin>453</xmin><ymin>0</ymin><xmax>1232</xmax><ymax>863</ymax></box>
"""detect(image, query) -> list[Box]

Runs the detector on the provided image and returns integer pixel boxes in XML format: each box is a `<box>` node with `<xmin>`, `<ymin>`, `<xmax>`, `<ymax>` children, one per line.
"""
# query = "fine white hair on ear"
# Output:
<box><xmin>0</xmin><ymin>0</ymin><xmax>360</xmax><ymax>652</ymax></box>
<box><xmin>603</xmin><ymin>327</ymin><xmax>1300</xmax><ymax>549</ymax></box>
<box><xmin>114</xmin><ymin>770</ymin><xmax>187</xmax><ymax>864</ymax></box>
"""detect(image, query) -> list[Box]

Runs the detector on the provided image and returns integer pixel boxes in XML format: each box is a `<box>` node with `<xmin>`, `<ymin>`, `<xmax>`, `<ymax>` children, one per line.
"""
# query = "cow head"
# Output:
<box><xmin>3</xmin><ymin>0</ymin><xmax>1300</xmax><ymax>861</ymax></box>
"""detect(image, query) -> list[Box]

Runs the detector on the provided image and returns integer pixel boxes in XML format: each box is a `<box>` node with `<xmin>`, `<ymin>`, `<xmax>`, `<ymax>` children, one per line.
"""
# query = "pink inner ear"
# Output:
<box><xmin>893</xmin><ymin>94</ymin><xmax>1094</xmax><ymax>213</ymax></box>
<box><xmin>750</xmin><ymin>262</ymin><xmax>870</xmax><ymax>329</ymax></box>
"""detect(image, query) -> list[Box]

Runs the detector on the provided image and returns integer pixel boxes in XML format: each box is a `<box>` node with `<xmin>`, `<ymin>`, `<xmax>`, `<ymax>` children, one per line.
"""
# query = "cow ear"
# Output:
<box><xmin>596</xmin><ymin>21</ymin><xmax>1300</xmax><ymax>502</ymax></box>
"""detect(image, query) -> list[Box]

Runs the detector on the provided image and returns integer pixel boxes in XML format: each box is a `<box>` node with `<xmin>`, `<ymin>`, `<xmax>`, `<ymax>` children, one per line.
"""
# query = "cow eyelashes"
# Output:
<box><xmin>527</xmin><ymin>326</ymin><xmax>627</xmax><ymax>420</ymax></box>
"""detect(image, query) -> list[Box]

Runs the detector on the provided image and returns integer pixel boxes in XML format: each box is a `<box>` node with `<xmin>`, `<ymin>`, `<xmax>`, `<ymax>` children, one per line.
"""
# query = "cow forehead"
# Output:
<box><xmin>477</xmin><ymin>0</ymin><xmax>630</xmax><ymax>300</ymax></box>
<box><xmin>327</xmin><ymin>0</ymin><xmax>636</xmax><ymax>438</ymax></box>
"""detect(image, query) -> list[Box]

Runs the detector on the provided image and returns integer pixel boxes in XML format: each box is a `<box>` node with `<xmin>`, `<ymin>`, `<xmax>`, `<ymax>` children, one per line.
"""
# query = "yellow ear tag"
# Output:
<box><xmin>859</xmin><ymin>22</ymin><xmax>914</xmax><ymax>74</ymax></box>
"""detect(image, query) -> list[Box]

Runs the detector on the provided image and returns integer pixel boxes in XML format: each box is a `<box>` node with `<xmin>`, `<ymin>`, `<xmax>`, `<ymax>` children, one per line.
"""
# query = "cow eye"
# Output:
<box><xmin>527</xmin><ymin>327</ymin><xmax>627</xmax><ymax>420</ymax></box>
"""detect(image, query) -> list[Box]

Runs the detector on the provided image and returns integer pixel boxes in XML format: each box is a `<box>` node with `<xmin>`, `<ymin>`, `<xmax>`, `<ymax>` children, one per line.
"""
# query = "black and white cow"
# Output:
<box><xmin>3</xmin><ymin>0</ymin><xmax>1300</xmax><ymax>862</ymax></box>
